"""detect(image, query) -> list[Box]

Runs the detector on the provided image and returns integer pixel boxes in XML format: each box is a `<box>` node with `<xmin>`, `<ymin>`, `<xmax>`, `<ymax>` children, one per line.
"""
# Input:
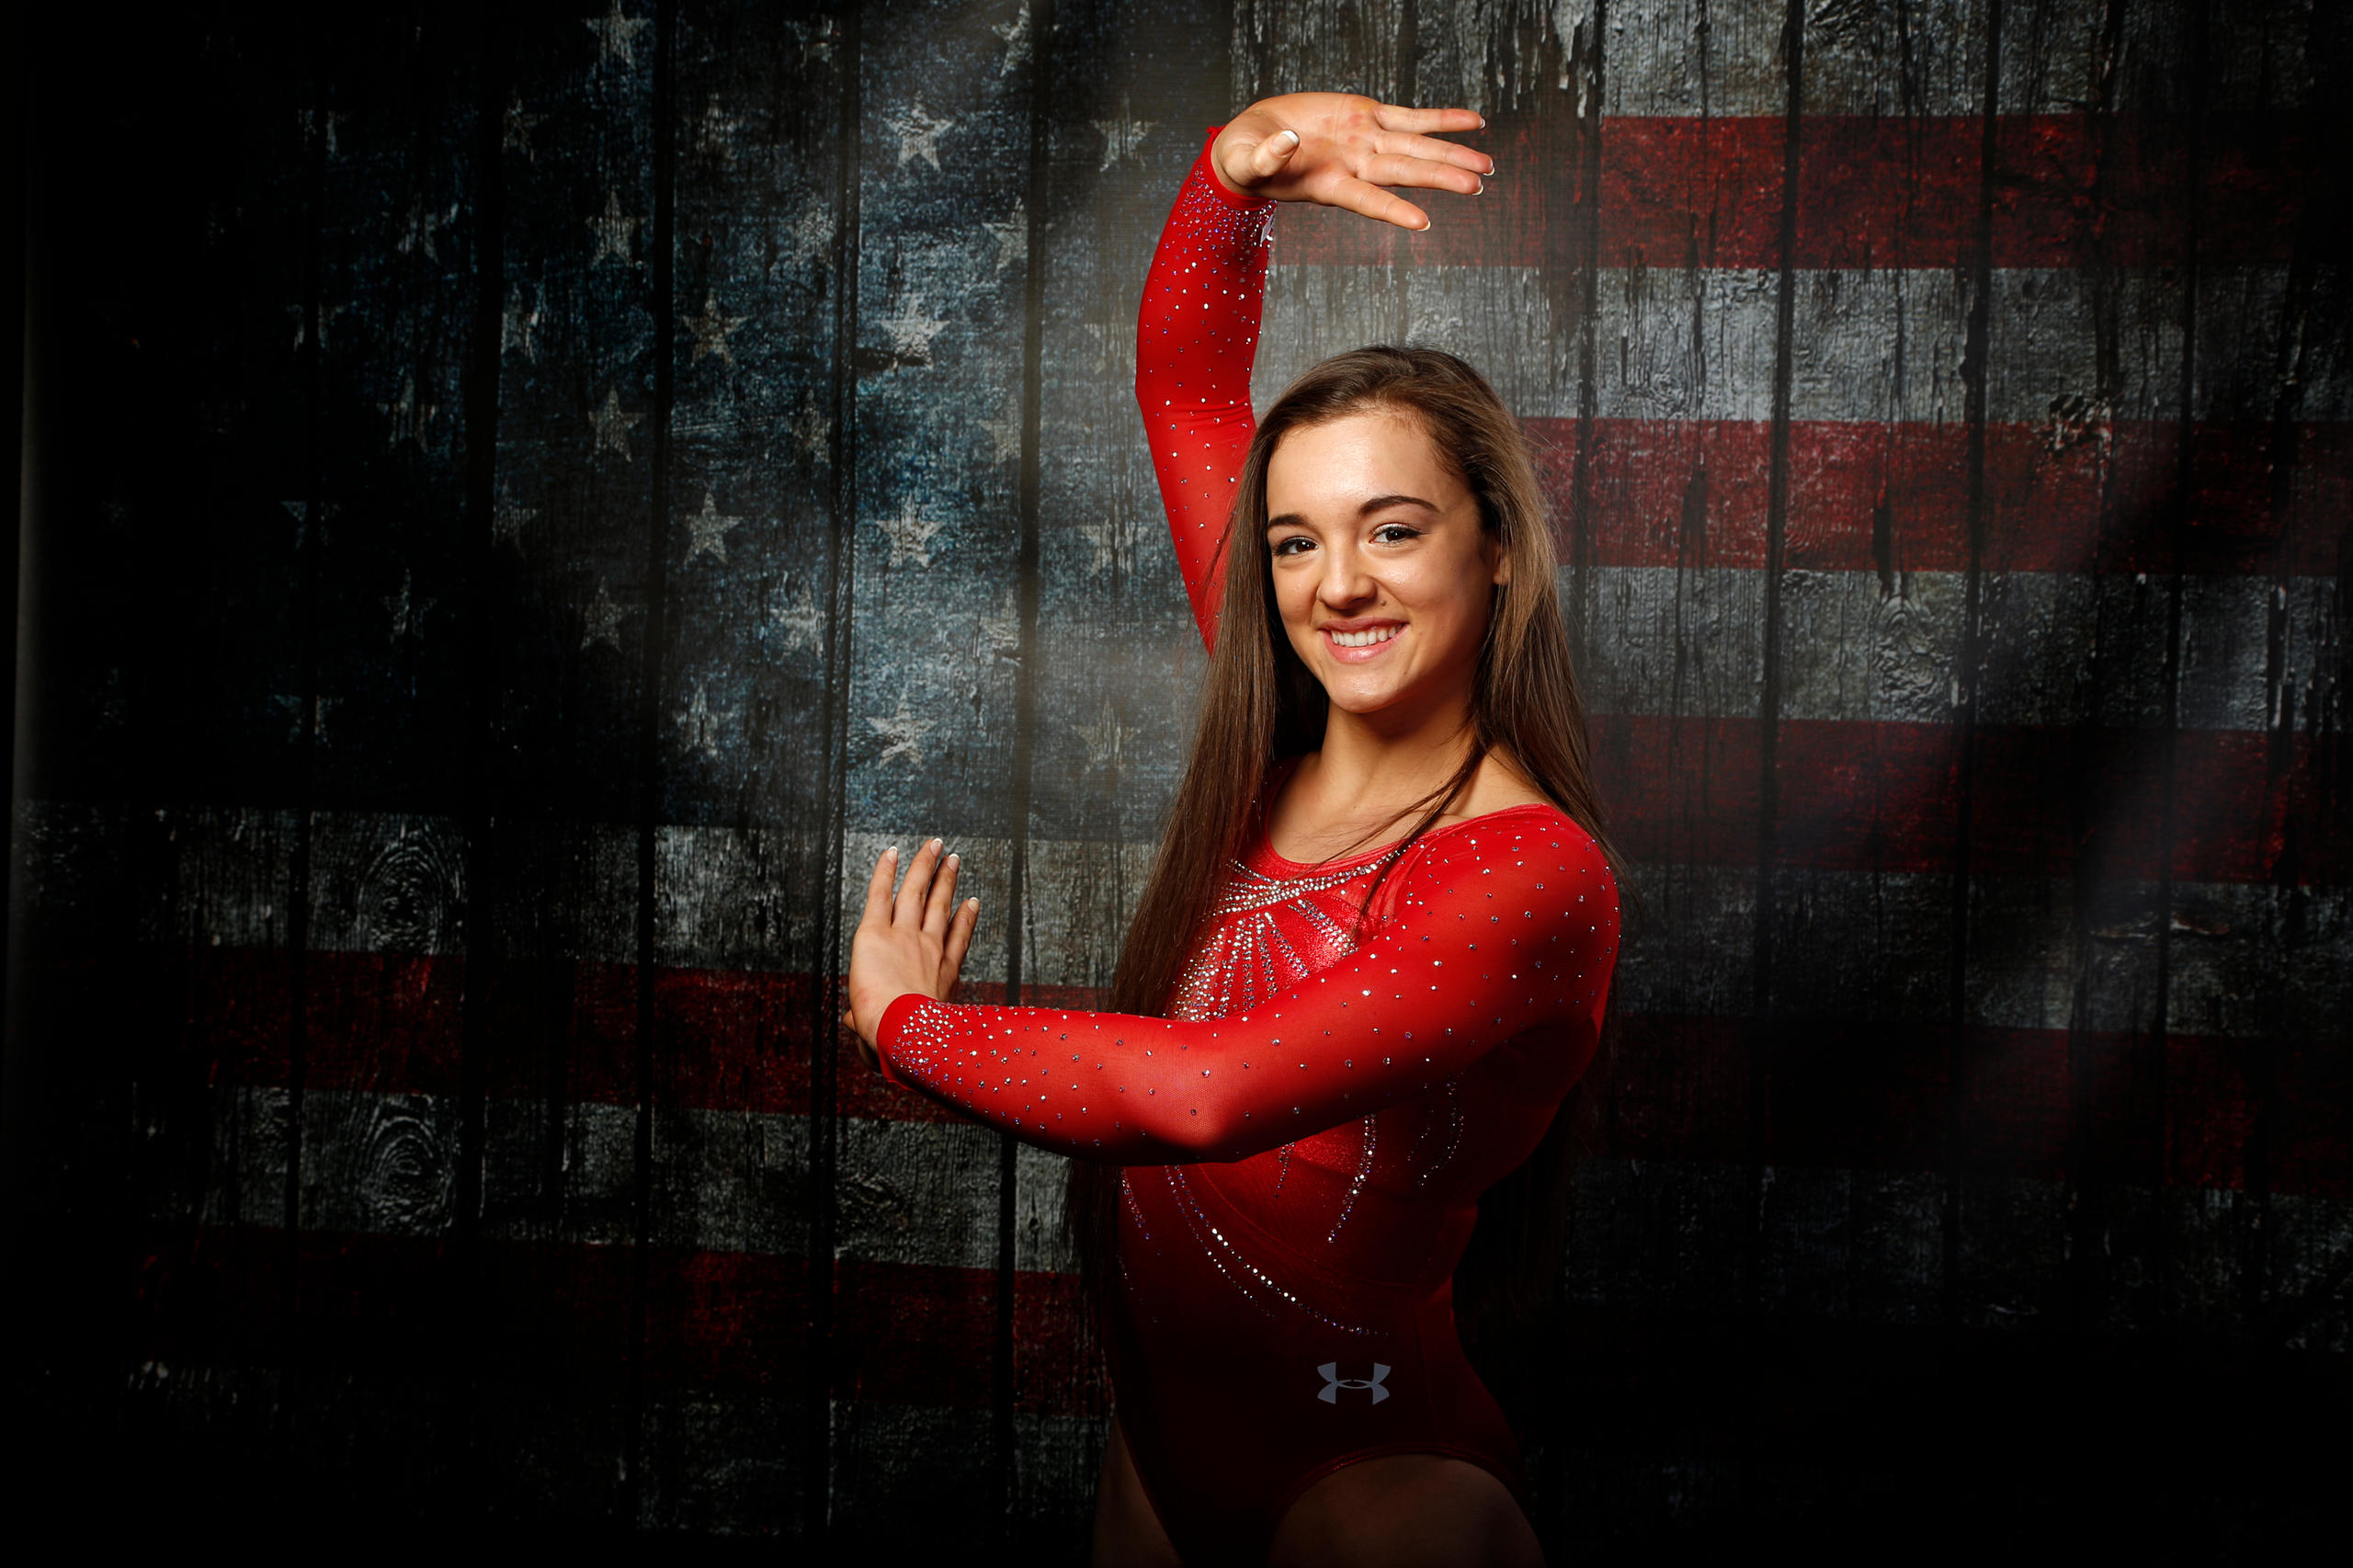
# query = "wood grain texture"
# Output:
<box><xmin>10</xmin><ymin>0</ymin><xmax>2349</xmax><ymax>1557</ymax></box>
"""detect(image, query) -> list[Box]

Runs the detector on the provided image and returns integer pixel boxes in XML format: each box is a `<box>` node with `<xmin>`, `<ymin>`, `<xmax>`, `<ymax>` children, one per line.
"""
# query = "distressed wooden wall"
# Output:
<box><xmin>11</xmin><ymin>0</ymin><xmax>2348</xmax><ymax>1557</ymax></box>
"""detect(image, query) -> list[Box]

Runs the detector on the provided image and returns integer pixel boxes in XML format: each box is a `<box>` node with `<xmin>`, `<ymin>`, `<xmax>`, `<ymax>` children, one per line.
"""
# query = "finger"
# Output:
<box><xmin>859</xmin><ymin>846</ymin><xmax>900</xmax><ymax>935</ymax></box>
<box><xmin>1324</xmin><ymin>175</ymin><xmax>1432</xmax><ymax>232</ymax></box>
<box><xmin>1360</xmin><ymin>153</ymin><xmax>1485</xmax><ymax>196</ymax></box>
<box><xmin>922</xmin><ymin>850</ymin><xmax>962</xmax><ymax>936</ymax></box>
<box><xmin>1245</xmin><ymin>127</ymin><xmax>1301</xmax><ymax>179</ymax></box>
<box><xmin>1373</xmin><ymin>130</ymin><xmax>1495</xmax><ymax>175</ymax></box>
<box><xmin>1371</xmin><ymin>104</ymin><xmax>1485</xmax><ymax>135</ymax></box>
<box><xmin>893</xmin><ymin>836</ymin><xmax>943</xmax><ymax>926</ymax></box>
<box><xmin>940</xmin><ymin>897</ymin><xmax>980</xmax><ymax>988</ymax></box>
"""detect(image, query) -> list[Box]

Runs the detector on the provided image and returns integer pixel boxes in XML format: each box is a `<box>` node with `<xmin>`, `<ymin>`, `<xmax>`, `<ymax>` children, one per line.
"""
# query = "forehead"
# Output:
<box><xmin>1265</xmin><ymin>410</ymin><xmax>1464</xmax><ymax>514</ymax></box>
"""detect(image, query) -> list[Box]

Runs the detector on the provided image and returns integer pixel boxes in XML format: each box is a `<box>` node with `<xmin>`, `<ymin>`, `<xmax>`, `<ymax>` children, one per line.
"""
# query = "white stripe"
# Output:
<box><xmin>1570</xmin><ymin>1157</ymin><xmax>2348</xmax><ymax>1345</ymax></box>
<box><xmin>187</xmin><ymin>1087</ymin><xmax>2349</xmax><ymax>1348</ymax></box>
<box><xmin>1256</xmin><ymin>265</ymin><xmax>2340</xmax><ymax>424</ymax></box>
<box><xmin>28</xmin><ymin>806</ymin><xmax>2345</xmax><ymax>1028</ymax></box>
<box><xmin>201</xmin><ymin>1087</ymin><xmax>1074</xmax><ymax>1273</ymax></box>
<box><xmin>1574</xmin><ymin>567</ymin><xmax>2335</xmax><ymax>730</ymax></box>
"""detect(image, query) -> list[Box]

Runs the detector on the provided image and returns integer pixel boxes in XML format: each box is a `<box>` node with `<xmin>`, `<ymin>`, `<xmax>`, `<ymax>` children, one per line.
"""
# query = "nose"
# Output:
<box><xmin>1315</xmin><ymin>538</ymin><xmax>1377</xmax><ymax>611</ymax></box>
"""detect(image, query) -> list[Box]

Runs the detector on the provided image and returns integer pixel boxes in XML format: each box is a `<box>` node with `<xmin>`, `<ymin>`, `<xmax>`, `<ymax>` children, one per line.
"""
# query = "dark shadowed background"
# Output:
<box><xmin>7</xmin><ymin>0</ymin><xmax>2348</xmax><ymax>1559</ymax></box>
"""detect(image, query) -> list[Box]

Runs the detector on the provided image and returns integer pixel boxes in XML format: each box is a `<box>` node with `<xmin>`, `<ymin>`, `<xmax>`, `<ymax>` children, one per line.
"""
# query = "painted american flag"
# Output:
<box><xmin>14</xmin><ymin>0</ymin><xmax>2345</xmax><ymax>1554</ymax></box>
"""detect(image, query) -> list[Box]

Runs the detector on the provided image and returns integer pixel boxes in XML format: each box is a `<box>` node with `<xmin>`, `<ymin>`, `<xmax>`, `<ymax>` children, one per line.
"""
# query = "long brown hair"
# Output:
<box><xmin>1070</xmin><ymin>346</ymin><xmax>1622</xmax><ymax>1371</ymax></box>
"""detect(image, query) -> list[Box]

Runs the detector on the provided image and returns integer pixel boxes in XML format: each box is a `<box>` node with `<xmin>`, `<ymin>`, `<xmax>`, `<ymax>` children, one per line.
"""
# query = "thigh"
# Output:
<box><xmin>1092</xmin><ymin>1416</ymin><xmax>1185</xmax><ymax>1568</ymax></box>
<box><xmin>1268</xmin><ymin>1453</ymin><xmax>1545</xmax><ymax>1568</ymax></box>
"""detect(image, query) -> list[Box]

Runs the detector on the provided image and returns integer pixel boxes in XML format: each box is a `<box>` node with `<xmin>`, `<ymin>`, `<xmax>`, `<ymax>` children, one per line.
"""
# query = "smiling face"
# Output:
<box><xmin>1262</xmin><ymin>409</ymin><xmax>1507</xmax><ymax>722</ymax></box>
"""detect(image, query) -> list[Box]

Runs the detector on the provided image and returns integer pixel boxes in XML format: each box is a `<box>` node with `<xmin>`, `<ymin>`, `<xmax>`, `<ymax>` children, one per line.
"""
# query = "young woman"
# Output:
<box><xmin>844</xmin><ymin>94</ymin><xmax>1621</xmax><ymax>1568</ymax></box>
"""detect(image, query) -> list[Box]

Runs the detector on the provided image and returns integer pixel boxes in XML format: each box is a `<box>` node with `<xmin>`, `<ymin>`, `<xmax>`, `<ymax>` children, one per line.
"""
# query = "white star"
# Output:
<box><xmin>892</xmin><ymin>100</ymin><xmax>954</xmax><ymax>169</ymax></box>
<box><xmin>979</xmin><ymin>587</ymin><xmax>1023</xmax><ymax>658</ymax></box>
<box><xmin>397</xmin><ymin>199</ymin><xmax>453</xmax><ymax>261</ymax></box>
<box><xmin>684</xmin><ymin>490</ymin><xmax>743</xmax><ymax>565</ymax></box>
<box><xmin>379</xmin><ymin>375</ymin><xmax>436</xmax><ymax>447</ymax></box>
<box><xmin>589</xmin><ymin>188</ymin><xmax>640</xmax><ymax>265</ymax></box>
<box><xmin>581</xmin><ymin>579</ymin><xmax>631</xmax><ymax>650</ymax></box>
<box><xmin>503</xmin><ymin>292</ymin><xmax>540</xmax><ymax>359</ymax></box>
<box><xmin>983</xmin><ymin>214</ymin><xmax>1027</xmax><ymax>273</ymax></box>
<box><xmin>772</xmin><ymin>582</ymin><xmax>824</xmax><ymax>656</ymax></box>
<box><xmin>504</xmin><ymin>97</ymin><xmax>544</xmax><ymax>159</ymax></box>
<box><xmin>1080</xmin><ymin>320</ymin><xmax>1129</xmax><ymax>374</ymax></box>
<box><xmin>694</xmin><ymin>93</ymin><xmax>740</xmax><ymax>166</ymax></box>
<box><xmin>785</xmin><ymin>204</ymin><xmax>835</xmax><ymax>265</ymax></box>
<box><xmin>791</xmin><ymin>17</ymin><xmax>837</xmax><ymax>67</ymax></box>
<box><xmin>993</xmin><ymin>5</ymin><xmax>1031</xmax><ymax>74</ymax></box>
<box><xmin>278</xmin><ymin>692</ymin><xmax>339</xmax><ymax>745</ymax></box>
<box><xmin>866</xmin><ymin>700</ymin><xmax>936</xmax><ymax>767</ymax></box>
<box><xmin>585</xmin><ymin>0</ymin><xmax>648</xmax><ymax>67</ymax></box>
<box><xmin>288</xmin><ymin>301</ymin><xmax>347</xmax><ymax>352</ymax></box>
<box><xmin>979</xmin><ymin>395</ymin><xmax>1023</xmax><ymax>464</ymax></box>
<box><xmin>1076</xmin><ymin>514</ymin><xmax>1127</xmax><ymax>574</ymax></box>
<box><xmin>789</xmin><ymin>401</ymin><xmax>833</xmax><ymax>463</ymax></box>
<box><xmin>1076</xmin><ymin>701</ymin><xmax>1131</xmax><ymax>767</ymax></box>
<box><xmin>385</xmin><ymin>569</ymin><xmax>434</xmax><ymax>642</ymax></box>
<box><xmin>688</xmin><ymin>293</ymin><xmax>748</xmax><ymax>367</ymax></box>
<box><xmin>1093</xmin><ymin>101</ymin><xmax>1155</xmax><ymax>172</ymax></box>
<box><xmin>677</xmin><ymin>683</ymin><xmax>739</xmax><ymax>759</ymax></box>
<box><xmin>875</xmin><ymin>501</ymin><xmax>944</xmax><ymax>569</ymax></box>
<box><xmin>591</xmin><ymin>388</ymin><xmax>642</xmax><ymax>459</ymax></box>
<box><xmin>494</xmin><ymin>494</ymin><xmax>536</xmax><ymax>551</ymax></box>
<box><xmin>879</xmin><ymin>296</ymin><xmax>946</xmax><ymax>362</ymax></box>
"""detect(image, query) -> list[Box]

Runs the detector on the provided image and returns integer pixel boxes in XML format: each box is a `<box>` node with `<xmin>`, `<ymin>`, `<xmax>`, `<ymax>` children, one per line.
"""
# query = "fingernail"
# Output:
<box><xmin>1475</xmin><ymin>177</ymin><xmax>1485</xmax><ymax>195</ymax></box>
<box><xmin>885</xmin><ymin>845</ymin><xmax>898</xmax><ymax>858</ymax></box>
<box><xmin>1278</xmin><ymin>129</ymin><xmax>1299</xmax><ymax>145</ymax></box>
<box><xmin>948</xmin><ymin>852</ymin><xmax>961</xmax><ymax>866</ymax></box>
<box><xmin>931</xmin><ymin>836</ymin><xmax>943</xmax><ymax>849</ymax></box>
<box><xmin>1419</xmin><ymin>217</ymin><xmax>1434</xmax><ymax>230</ymax></box>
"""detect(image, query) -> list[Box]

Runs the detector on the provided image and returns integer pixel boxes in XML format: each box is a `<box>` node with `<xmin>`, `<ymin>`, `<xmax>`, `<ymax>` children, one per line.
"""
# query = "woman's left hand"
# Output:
<box><xmin>843</xmin><ymin>838</ymin><xmax>981</xmax><ymax>1070</ymax></box>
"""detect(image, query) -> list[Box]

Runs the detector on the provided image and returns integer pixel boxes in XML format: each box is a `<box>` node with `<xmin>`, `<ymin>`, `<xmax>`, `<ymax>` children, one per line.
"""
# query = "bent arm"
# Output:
<box><xmin>875</xmin><ymin>815</ymin><xmax>1620</xmax><ymax>1163</ymax></box>
<box><xmin>1135</xmin><ymin>131</ymin><xmax>1277</xmax><ymax>653</ymax></box>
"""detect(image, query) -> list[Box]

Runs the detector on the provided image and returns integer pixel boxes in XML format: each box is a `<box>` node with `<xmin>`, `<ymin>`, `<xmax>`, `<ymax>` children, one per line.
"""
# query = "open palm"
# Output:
<box><xmin>1211</xmin><ymin>92</ymin><xmax>1491</xmax><ymax>231</ymax></box>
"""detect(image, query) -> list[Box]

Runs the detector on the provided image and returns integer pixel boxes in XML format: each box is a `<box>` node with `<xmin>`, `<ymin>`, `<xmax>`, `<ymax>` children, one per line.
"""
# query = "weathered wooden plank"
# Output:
<box><xmin>463</xmin><ymin>0</ymin><xmax>670</xmax><ymax>1520</ymax></box>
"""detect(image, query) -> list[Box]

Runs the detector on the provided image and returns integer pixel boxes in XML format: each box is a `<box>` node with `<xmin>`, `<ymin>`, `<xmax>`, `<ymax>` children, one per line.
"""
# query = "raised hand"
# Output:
<box><xmin>843</xmin><ymin>838</ymin><xmax>981</xmax><ymax>1066</ymax></box>
<box><xmin>1211</xmin><ymin>92</ymin><xmax>1491</xmax><ymax>231</ymax></box>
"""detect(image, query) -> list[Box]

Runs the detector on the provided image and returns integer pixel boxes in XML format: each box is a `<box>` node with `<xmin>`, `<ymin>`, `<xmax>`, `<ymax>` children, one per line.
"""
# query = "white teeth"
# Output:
<box><xmin>1328</xmin><ymin>625</ymin><xmax>1399</xmax><ymax>648</ymax></box>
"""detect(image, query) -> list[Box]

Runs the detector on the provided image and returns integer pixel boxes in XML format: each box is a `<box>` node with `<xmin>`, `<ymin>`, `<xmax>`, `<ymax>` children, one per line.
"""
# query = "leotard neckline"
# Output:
<box><xmin>1249</xmin><ymin>754</ymin><xmax>1567</xmax><ymax>878</ymax></box>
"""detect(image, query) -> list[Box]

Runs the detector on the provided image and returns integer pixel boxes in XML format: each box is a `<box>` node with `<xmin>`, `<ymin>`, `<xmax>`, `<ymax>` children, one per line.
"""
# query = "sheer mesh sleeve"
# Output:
<box><xmin>875</xmin><ymin>812</ymin><xmax>1620</xmax><ymax>1163</ymax></box>
<box><xmin>1136</xmin><ymin>130</ymin><xmax>1278</xmax><ymax>653</ymax></box>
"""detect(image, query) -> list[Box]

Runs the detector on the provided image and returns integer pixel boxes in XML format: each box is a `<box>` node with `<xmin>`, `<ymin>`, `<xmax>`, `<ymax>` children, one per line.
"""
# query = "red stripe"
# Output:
<box><xmin>1608</xmin><ymin>1016</ymin><xmax>2347</xmax><ymax>1199</ymax></box>
<box><xmin>1596</xmin><ymin>718</ymin><xmax>2342</xmax><ymax>886</ymax></box>
<box><xmin>182</xmin><ymin>952</ymin><xmax>1096</xmax><ymax>1119</ymax></box>
<box><xmin>1538</xmin><ymin>418</ymin><xmax>2350</xmax><ymax>576</ymax></box>
<box><xmin>131</xmin><ymin>1231</ymin><xmax>1105</xmax><ymax>1416</ymax></box>
<box><xmin>1275</xmin><ymin>114</ymin><xmax>2314</xmax><ymax>270</ymax></box>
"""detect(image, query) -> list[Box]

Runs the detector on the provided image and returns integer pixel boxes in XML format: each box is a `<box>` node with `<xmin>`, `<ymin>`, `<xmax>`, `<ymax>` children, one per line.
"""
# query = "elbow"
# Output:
<box><xmin>1165</xmin><ymin>1102</ymin><xmax>1279</xmax><ymax>1163</ymax></box>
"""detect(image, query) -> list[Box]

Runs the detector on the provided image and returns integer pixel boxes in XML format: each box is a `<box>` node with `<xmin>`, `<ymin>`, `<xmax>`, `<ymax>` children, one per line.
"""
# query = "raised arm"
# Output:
<box><xmin>872</xmin><ymin>812</ymin><xmax>1618</xmax><ymax>1164</ymax></box>
<box><xmin>1135</xmin><ymin>134</ymin><xmax>1276</xmax><ymax>652</ymax></box>
<box><xmin>1135</xmin><ymin>97</ymin><xmax>1495</xmax><ymax>653</ymax></box>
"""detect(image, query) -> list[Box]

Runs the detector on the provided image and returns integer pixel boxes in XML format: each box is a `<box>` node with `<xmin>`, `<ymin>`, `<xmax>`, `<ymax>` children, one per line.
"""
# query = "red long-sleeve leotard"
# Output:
<box><xmin>876</xmin><ymin>131</ymin><xmax>1620</xmax><ymax>1566</ymax></box>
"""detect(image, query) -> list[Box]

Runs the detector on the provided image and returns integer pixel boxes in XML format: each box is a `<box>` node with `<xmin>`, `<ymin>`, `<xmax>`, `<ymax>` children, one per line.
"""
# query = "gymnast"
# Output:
<box><xmin>843</xmin><ymin>92</ymin><xmax>1622</xmax><ymax>1568</ymax></box>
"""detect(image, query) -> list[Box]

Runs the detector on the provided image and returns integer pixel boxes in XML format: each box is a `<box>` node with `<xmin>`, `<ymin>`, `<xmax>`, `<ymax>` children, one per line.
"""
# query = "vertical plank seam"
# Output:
<box><xmin>453</xmin><ymin>0</ymin><xmax>508</xmax><ymax>1284</ymax></box>
<box><xmin>624</xmin><ymin>0</ymin><xmax>680</xmax><ymax>1516</ymax></box>
<box><xmin>997</xmin><ymin>0</ymin><xmax>1063</xmax><ymax>1533</ymax></box>
<box><xmin>811</xmin><ymin>0</ymin><xmax>866</xmax><ymax>1541</ymax></box>
<box><xmin>282</xmin><ymin>77</ymin><xmax>330</xmax><ymax>1318</ymax></box>
<box><xmin>1945</xmin><ymin>0</ymin><xmax>2008</xmax><ymax>1333</ymax></box>
<box><xmin>2148</xmin><ymin>0</ymin><xmax>2216</xmax><ymax>1328</ymax></box>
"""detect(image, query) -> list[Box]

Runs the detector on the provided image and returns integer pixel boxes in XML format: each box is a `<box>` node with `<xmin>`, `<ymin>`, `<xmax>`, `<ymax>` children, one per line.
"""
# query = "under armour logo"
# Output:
<box><xmin>1317</xmin><ymin>1361</ymin><xmax>1391</xmax><ymax>1404</ymax></box>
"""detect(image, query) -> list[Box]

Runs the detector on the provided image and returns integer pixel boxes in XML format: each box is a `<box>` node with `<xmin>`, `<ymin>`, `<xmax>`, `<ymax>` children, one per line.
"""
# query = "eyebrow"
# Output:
<box><xmin>1265</xmin><ymin>494</ymin><xmax>1441</xmax><ymax>532</ymax></box>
